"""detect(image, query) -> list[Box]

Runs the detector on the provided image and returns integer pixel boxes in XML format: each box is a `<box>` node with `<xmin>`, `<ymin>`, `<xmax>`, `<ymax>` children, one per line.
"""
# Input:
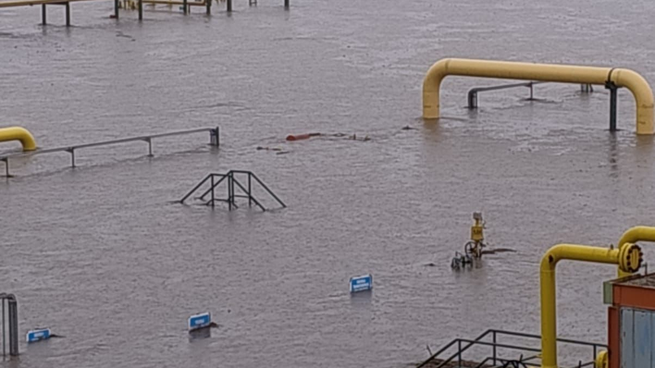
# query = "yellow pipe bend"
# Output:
<box><xmin>540</xmin><ymin>243</ymin><xmax>642</xmax><ymax>368</ymax></box>
<box><xmin>617</xmin><ymin>226</ymin><xmax>655</xmax><ymax>277</ymax></box>
<box><xmin>422</xmin><ymin>58</ymin><xmax>655</xmax><ymax>134</ymax></box>
<box><xmin>0</xmin><ymin>126</ymin><xmax>37</xmax><ymax>151</ymax></box>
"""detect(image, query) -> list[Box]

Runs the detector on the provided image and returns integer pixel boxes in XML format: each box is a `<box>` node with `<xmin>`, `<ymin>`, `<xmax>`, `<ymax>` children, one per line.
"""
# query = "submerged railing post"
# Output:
<box><xmin>467</xmin><ymin>91</ymin><xmax>478</xmax><ymax>109</ymax></box>
<box><xmin>210</xmin><ymin>127</ymin><xmax>220</xmax><ymax>146</ymax></box>
<box><xmin>606</xmin><ymin>82</ymin><xmax>618</xmax><ymax>132</ymax></box>
<box><xmin>138</xmin><ymin>0</ymin><xmax>143</xmax><ymax>20</ymax></box>
<box><xmin>210</xmin><ymin>174</ymin><xmax>215</xmax><ymax>207</ymax></box>
<box><xmin>284</xmin><ymin>0</ymin><xmax>289</xmax><ymax>9</ymax></box>
<box><xmin>114</xmin><ymin>0</ymin><xmax>119</xmax><ymax>19</ymax></box>
<box><xmin>7</xmin><ymin>298</ymin><xmax>17</xmax><ymax>357</ymax></box>
<box><xmin>65</xmin><ymin>2</ymin><xmax>70</xmax><ymax>26</ymax></box>
<box><xmin>41</xmin><ymin>4</ymin><xmax>46</xmax><ymax>24</ymax></box>
<box><xmin>248</xmin><ymin>173</ymin><xmax>252</xmax><ymax>207</ymax></box>
<box><xmin>2</xmin><ymin>158</ymin><xmax>8</xmax><ymax>177</ymax></box>
<box><xmin>226</xmin><ymin>0</ymin><xmax>232</xmax><ymax>12</ymax></box>
<box><xmin>492</xmin><ymin>331</ymin><xmax>497</xmax><ymax>365</ymax></box>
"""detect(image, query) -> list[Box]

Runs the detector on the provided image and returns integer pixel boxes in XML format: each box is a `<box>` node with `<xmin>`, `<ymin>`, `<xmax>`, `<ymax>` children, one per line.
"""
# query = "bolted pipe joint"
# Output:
<box><xmin>618</xmin><ymin>243</ymin><xmax>643</xmax><ymax>274</ymax></box>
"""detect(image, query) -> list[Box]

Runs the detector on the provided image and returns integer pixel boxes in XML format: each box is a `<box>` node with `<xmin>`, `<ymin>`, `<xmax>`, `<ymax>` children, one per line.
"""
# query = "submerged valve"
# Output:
<box><xmin>619</xmin><ymin>242</ymin><xmax>644</xmax><ymax>274</ymax></box>
<box><xmin>451</xmin><ymin>212</ymin><xmax>488</xmax><ymax>270</ymax></box>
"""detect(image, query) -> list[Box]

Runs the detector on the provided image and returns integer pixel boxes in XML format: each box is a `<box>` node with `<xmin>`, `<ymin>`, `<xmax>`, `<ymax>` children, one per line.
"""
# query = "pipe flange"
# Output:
<box><xmin>595</xmin><ymin>351</ymin><xmax>608</xmax><ymax>368</ymax></box>
<box><xmin>619</xmin><ymin>242</ymin><xmax>643</xmax><ymax>274</ymax></box>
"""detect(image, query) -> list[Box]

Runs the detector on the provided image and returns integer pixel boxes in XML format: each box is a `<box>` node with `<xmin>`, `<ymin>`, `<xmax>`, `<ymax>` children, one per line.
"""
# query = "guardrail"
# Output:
<box><xmin>467</xmin><ymin>82</ymin><xmax>545</xmax><ymax>109</ymax></box>
<box><xmin>417</xmin><ymin>329</ymin><xmax>605</xmax><ymax>368</ymax></box>
<box><xmin>0</xmin><ymin>127</ymin><xmax>219</xmax><ymax>177</ymax></box>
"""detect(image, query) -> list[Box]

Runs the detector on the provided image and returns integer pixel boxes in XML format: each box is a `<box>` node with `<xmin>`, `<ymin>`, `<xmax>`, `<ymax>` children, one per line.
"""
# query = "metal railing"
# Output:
<box><xmin>180</xmin><ymin>170</ymin><xmax>286</xmax><ymax>211</ymax></box>
<box><xmin>467</xmin><ymin>82</ymin><xmax>545</xmax><ymax>109</ymax></box>
<box><xmin>0</xmin><ymin>294</ymin><xmax>18</xmax><ymax>358</ymax></box>
<box><xmin>0</xmin><ymin>127</ymin><xmax>219</xmax><ymax>177</ymax></box>
<box><xmin>417</xmin><ymin>329</ymin><xmax>606</xmax><ymax>368</ymax></box>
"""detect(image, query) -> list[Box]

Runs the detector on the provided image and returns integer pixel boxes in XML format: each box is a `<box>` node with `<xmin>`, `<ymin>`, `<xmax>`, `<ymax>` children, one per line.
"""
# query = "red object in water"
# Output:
<box><xmin>109</xmin><ymin>14</ymin><xmax>117</xmax><ymax>18</ymax></box>
<box><xmin>286</xmin><ymin>133</ymin><xmax>320</xmax><ymax>141</ymax></box>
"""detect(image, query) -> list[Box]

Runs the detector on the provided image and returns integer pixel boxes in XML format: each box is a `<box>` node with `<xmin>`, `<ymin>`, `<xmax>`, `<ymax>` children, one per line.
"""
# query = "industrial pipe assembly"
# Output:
<box><xmin>422</xmin><ymin>58</ymin><xmax>655</xmax><ymax>134</ymax></box>
<box><xmin>616</xmin><ymin>226</ymin><xmax>655</xmax><ymax>278</ymax></box>
<box><xmin>0</xmin><ymin>127</ymin><xmax>37</xmax><ymax>151</ymax></box>
<box><xmin>539</xmin><ymin>243</ymin><xmax>643</xmax><ymax>368</ymax></box>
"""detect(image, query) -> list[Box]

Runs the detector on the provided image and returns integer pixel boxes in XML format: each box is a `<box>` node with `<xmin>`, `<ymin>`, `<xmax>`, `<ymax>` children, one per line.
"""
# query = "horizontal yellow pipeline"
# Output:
<box><xmin>422</xmin><ymin>58</ymin><xmax>654</xmax><ymax>134</ymax></box>
<box><xmin>617</xmin><ymin>226</ymin><xmax>655</xmax><ymax>277</ymax></box>
<box><xmin>540</xmin><ymin>243</ymin><xmax>641</xmax><ymax>368</ymax></box>
<box><xmin>0</xmin><ymin>127</ymin><xmax>37</xmax><ymax>151</ymax></box>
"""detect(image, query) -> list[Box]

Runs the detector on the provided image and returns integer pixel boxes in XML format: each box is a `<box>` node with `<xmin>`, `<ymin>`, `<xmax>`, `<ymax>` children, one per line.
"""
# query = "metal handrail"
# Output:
<box><xmin>1</xmin><ymin>127</ymin><xmax>219</xmax><ymax>177</ymax></box>
<box><xmin>417</xmin><ymin>329</ymin><xmax>606</xmax><ymax>368</ymax></box>
<box><xmin>468</xmin><ymin>82</ymin><xmax>545</xmax><ymax>109</ymax></box>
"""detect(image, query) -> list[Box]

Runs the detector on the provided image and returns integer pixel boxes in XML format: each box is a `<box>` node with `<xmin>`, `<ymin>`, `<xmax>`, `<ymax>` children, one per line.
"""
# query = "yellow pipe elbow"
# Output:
<box><xmin>0</xmin><ymin>126</ymin><xmax>37</xmax><ymax>151</ymax></box>
<box><xmin>540</xmin><ymin>244</ymin><xmax>622</xmax><ymax>368</ymax></box>
<box><xmin>610</xmin><ymin>69</ymin><xmax>654</xmax><ymax>135</ymax></box>
<box><xmin>422</xmin><ymin>58</ymin><xmax>655</xmax><ymax>134</ymax></box>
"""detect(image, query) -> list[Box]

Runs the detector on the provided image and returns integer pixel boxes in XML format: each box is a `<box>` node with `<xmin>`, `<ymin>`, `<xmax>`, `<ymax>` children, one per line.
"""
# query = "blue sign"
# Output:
<box><xmin>188</xmin><ymin>312</ymin><xmax>211</xmax><ymax>331</ymax></box>
<box><xmin>26</xmin><ymin>328</ymin><xmax>51</xmax><ymax>343</ymax></box>
<box><xmin>350</xmin><ymin>274</ymin><xmax>373</xmax><ymax>293</ymax></box>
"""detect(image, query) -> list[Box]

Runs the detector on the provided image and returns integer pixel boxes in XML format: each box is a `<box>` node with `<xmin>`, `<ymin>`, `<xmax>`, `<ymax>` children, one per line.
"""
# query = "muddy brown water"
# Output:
<box><xmin>1</xmin><ymin>0</ymin><xmax>655</xmax><ymax>367</ymax></box>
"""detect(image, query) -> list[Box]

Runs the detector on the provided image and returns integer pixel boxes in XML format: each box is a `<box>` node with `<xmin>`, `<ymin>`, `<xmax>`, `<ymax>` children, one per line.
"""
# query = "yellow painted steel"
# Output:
<box><xmin>0</xmin><ymin>127</ymin><xmax>37</xmax><ymax>151</ymax></box>
<box><xmin>617</xmin><ymin>226</ymin><xmax>655</xmax><ymax>277</ymax></box>
<box><xmin>595</xmin><ymin>350</ymin><xmax>608</xmax><ymax>368</ymax></box>
<box><xmin>422</xmin><ymin>58</ymin><xmax>655</xmax><ymax>134</ymax></box>
<box><xmin>540</xmin><ymin>243</ymin><xmax>642</xmax><ymax>368</ymax></box>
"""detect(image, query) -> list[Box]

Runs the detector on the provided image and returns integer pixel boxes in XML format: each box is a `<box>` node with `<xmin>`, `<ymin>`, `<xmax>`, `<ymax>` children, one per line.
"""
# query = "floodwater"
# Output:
<box><xmin>1</xmin><ymin>0</ymin><xmax>655</xmax><ymax>367</ymax></box>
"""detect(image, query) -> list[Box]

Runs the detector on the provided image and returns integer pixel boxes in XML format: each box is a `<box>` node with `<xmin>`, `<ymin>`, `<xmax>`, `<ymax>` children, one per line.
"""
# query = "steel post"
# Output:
<box><xmin>467</xmin><ymin>91</ymin><xmax>477</xmax><ymax>109</ymax></box>
<box><xmin>138</xmin><ymin>0</ymin><xmax>143</xmax><ymax>20</ymax></box>
<box><xmin>65</xmin><ymin>2</ymin><xmax>70</xmax><ymax>26</ymax></box>
<box><xmin>226</xmin><ymin>0</ymin><xmax>231</xmax><ymax>12</ymax></box>
<box><xmin>41</xmin><ymin>4</ymin><xmax>46</xmax><ymax>25</ymax></box>
<box><xmin>248</xmin><ymin>173</ymin><xmax>252</xmax><ymax>206</ymax></box>
<box><xmin>183</xmin><ymin>0</ymin><xmax>187</xmax><ymax>14</ymax></box>
<box><xmin>284</xmin><ymin>0</ymin><xmax>288</xmax><ymax>8</ymax></box>
<box><xmin>608</xmin><ymin>83</ymin><xmax>618</xmax><ymax>132</ymax></box>
<box><xmin>2</xmin><ymin>299</ymin><xmax>5</xmax><ymax>357</ymax></box>
<box><xmin>205</xmin><ymin>0</ymin><xmax>210</xmax><ymax>14</ymax></box>
<box><xmin>3</xmin><ymin>158</ymin><xmax>8</xmax><ymax>177</ymax></box>
<box><xmin>7</xmin><ymin>299</ymin><xmax>17</xmax><ymax>357</ymax></box>
<box><xmin>114</xmin><ymin>0</ymin><xmax>119</xmax><ymax>19</ymax></box>
<box><xmin>457</xmin><ymin>340</ymin><xmax>461</xmax><ymax>366</ymax></box>
<box><xmin>210</xmin><ymin>175</ymin><xmax>215</xmax><ymax>207</ymax></box>
<box><xmin>492</xmin><ymin>331</ymin><xmax>497</xmax><ymax>365</ymax></box>
<box><xmin>147</xmin><ymin>138</ymin><xmax>152</xmax><ymax>157</ymax></box>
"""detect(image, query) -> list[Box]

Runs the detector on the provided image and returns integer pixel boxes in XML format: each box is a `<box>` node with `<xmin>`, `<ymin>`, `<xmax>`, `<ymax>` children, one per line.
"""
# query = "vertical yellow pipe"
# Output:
<box><xmin>540</xmin><ymin>244</ymin><xmax>623</xmax><ymax>368</ymax></box>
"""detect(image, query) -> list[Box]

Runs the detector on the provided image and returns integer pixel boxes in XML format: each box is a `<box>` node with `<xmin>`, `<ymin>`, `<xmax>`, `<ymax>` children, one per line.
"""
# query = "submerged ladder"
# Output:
<box><xmin>0</xmin><ymin>294</ymin><xmax>19</xmax><ymax>358</ymax></box>
<box><xmin>180</xmin><ymin>170</ymin><xmax>286</xmax><ymax>211</ymax></box>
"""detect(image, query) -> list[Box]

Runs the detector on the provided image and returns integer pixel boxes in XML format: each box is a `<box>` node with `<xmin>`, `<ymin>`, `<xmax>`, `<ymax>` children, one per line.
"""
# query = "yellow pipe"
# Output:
<box><xmin>0</xmin><ymin>127</ymin><xmax>37</xmax><ymax>151</ymax></box>
<box><xmin>540</xmin><ymin>243</ymin><xmax>642</xmax><ymax>368</ymax></box>
<box><xmin>422</xmin><ymin>58</ymin><xmax>654</xmax><ymax>134</ymax></box>
<box><xmin>617</xmin><ymin>226</ymin><xmax>655</xmax><ymax>277</ymax></box>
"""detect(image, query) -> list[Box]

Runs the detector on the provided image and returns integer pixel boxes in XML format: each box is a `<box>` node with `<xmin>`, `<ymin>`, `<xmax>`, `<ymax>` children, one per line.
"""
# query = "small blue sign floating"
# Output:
<box><xmin>26</xmin><ymin>328</ymin><xmax>51</xmax><ymax>343</ymax></box>
<box><xmin>188</xmin><ymin>312</ymin><xmax>211</xmax><ymax>331</ymax></box>
<box><xmin>350</xmin><ymin>274</ymin><xmax>373</xmax><ymax>293</ymax></box>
